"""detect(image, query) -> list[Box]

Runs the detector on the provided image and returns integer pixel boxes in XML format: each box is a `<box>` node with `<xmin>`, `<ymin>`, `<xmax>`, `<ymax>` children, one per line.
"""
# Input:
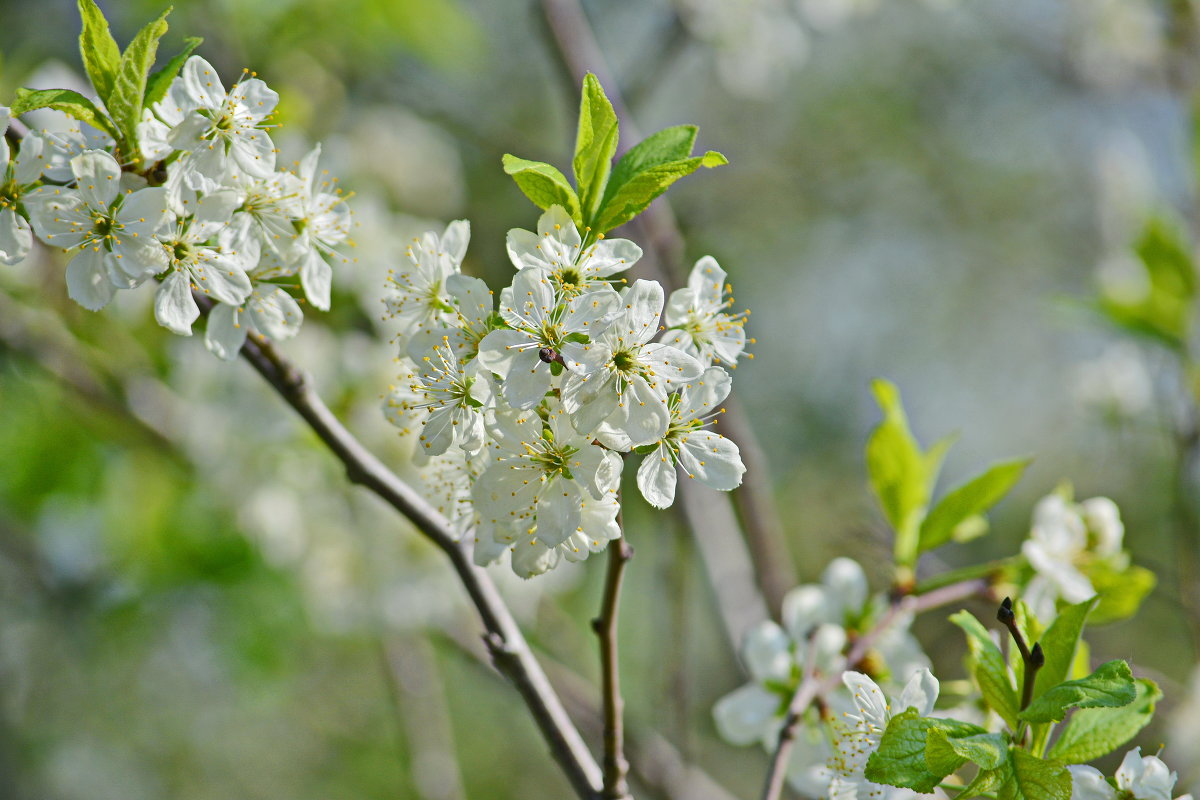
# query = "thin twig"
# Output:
<box><xmin>593</xmin><ymin>538</ymin><xmax>635</xmax><ymax>799</ymax></box>
<box><xmin>230</xmin><ymin>327</ymin><xmax>603</xmax><ymax>799</ymax></box>
<box><xmin>759</xmin><ymin>630</ymin><xmax>822</xmax><ymax>800</ymax></box>
<box><xmin>442</xmin><ymin>623</ymin><xmax>745</xmax><ymax>800</ymax></box>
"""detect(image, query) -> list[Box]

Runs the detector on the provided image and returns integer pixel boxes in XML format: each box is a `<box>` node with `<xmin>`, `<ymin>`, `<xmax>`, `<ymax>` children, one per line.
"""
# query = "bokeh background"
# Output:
<box><xmin>2</xmin><ymin>0</ymin><xmax>1199</xmax><ymax>797</ymax></box>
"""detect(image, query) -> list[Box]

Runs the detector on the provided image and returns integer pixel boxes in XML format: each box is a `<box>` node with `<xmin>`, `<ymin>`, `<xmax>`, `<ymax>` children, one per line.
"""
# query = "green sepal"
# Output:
<box><xmin>864</xmin><ymin>708</ymin><xmax>985</xmax><ymax>792</ymax></box>
<box><xmin>925</xmin><ymin>729</ymin><xmax>1008</xmax><ymax>774</ymax></box>
<box><xmin>950</xmin><ymin>610</ymin><xmax>1020</xmax><ymax>730</ymax></box>
<box><xmin>1018</xmin><ymin>660</ymin><xmax>1136</xmax><ymax>724</ymax></box>
<box><xmin>9</xmin><ymin>88</ymin><xmax>120</xmax><ymax>141</ymax></box>
<box><xmin>592</xmin><ymin>149</ymin><xmax>726</xmax><ymax>233</ymax></box>
<box><xmin>549</xmin><ymin>361</ymin><xmax>564</xmax><ymax>376</ymax></box>
<box><xmin>501</xmin><ymin>154</ymin><xmax>582</xmax><ymax>224</ymax></box>
<box><xmin>997</xmin><ymin>748</ymin><xmax>1072</xmax><ymax>800</ymax></box>
<box><xmin>1047</xmin><ymin>677</ymin><xmax>1160</xmax><ymax>763</ymax></box>
<box><xmin>108</xmin><ymin>8</ymin><xmax>171</xmax><ymax>163</ymax></box>
<box><xmin>572</xmin><ymin>73</ymin><xmax>619</xmax><ymax>226</ymax></box>
<box><xmin>144</xmin><ymin>36</ymin><xmax>203</xmax><ymax>108</ymax></box>
<box><xmin>918</xmin><ymin>458</ymin><xmax>1029</xmax><ymax>553</ymax></box>
<box><xmin>77</xmin><ymin>0</ymin><xmax>122</xmax><ymax>105</ymax></box>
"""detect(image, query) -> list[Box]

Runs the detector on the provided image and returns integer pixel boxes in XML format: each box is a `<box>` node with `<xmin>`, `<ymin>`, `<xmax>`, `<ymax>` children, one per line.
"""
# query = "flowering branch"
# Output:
<box><xmin>536</xmin><ymin>0</ymin><xmax>796</xmax><ymax>624</ymax></box>
<box><xmin>230</xmin><ymin>323</ymin><xmax>605</xmax><ymax>799</ymax></box>
<box><xmin>758</xmin><ymin>577</ymin><xmax>993</xmax><ymax>800</ymax></box>
<box><xmin>593</xmin><ymin>538</ymin><xmax>635</xmax><ymax>799</ymax></box>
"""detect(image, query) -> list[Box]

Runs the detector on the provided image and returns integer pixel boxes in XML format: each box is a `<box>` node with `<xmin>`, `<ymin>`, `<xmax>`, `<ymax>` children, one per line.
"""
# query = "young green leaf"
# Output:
<box><xmin>1099</xmin><ymin>216</ymin><xmax>1196</xmax><ymax>350</ymax></box>
<box><xmin>591</xmin><ymin>150</ymin><xmax>727</xmax><ymax>234</ymax></box>
<box><xmin>1087</xmin><ymin>561</ymin><xmax>1156</xmax><ymax>625</ymax></box>
<box><xmin>998</xmin><ymin>749</ymin><xmax>1071</xmax><ymax>800</ymax></box>
<box><xmin>601</xmin><ymin>124</ymin><xmax>697</xmax><ymax>209</ymax></box>
<box><xmin>958</xmin><ymin>766</ymin><xmax>1007</xmax><ymax>800</ymax></box>
<box><xmin>502</xmin><ymin>155</ymin><xmax>583</xmax><ymax>224</ymax></box>
<box><xmin>1047</xmin><ymin>678</ymin><xmax>1160</xmax><ymax>764</ymax></box>
<box><xmin>108</xmin><ymin>8</ymin><xmax>171</xmax><ymax>162</ymax></box>
<box><xmin>949</xmin><ymin>610</ymin><xmax>1020</xmax><ymax>729</ymax></box>
<box><xmin>144</xmin><ymin>36</ymin><xmax>203</xmax><ymax>108</ymax></box>
<box><xmin>572</xmin><ymin>73</ymin><xmax>619</xmax><ymax>225</ymax></box>
<box><xmin>77</xmin><ymin>0</ymin><xmax>122</xmax><ymax>105</ymax></box>
<box><xmin>1032</xmin><ymin>596</ymin><xmax>1097</xmax><ymax>700</ymax></box>
<box><xmin>9</xmin><ymin>87</ymin><xmax>120</xmax><ymax>141</ymax></box>
<box><xmin>925</xmin><ymin>729</ymin><xmax>1007</xmax><ymax>774</ymax></box>
<box><xmin>1018</xmin><ymin>660</ymin><xmax>1137</xmax><ymax>723</ymax></box>
<box><xmin>918</xmin><ymin>458</ymin><xmax>1029</xmax><ymax>552</ymax></box>
<box><xmin>864</xmin><ymin>709</ymin><xmax>985</xmax><ymax>792</ymax></box>
<box><xmin>867</xmin><ymin>379</ymin><xmax>936</xmax><ymax>568</ymax></box>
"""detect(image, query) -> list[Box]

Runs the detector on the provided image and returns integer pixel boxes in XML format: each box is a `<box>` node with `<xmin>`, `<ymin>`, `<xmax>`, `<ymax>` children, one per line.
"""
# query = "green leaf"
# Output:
<box><xmin>919</xmin><ymin>458</ymin><xmax>1029</xmax><ymax>552</ymax></box>
<box><xmin>1047</xmin><ymin>678</ymin><xmax>1160</xmax><ymax>764</ymax></box>
<box><xmin>144</xmin><ymin>36</ymin><xmax>202</xmax><ymax>108</ymax></box>
<box><xmin>572</xmin><ymin>73</ymin><xmax>619</xmax><ymax>225</ymax></box>
<box><xmin>605</xmin><ymin>125</ymin><xmax>697</xmax><ymax>194</ymax></box>
<box><xmin>950</xmin><ymin>610</ymin><xmax>1020</xmax><ymax>729</ymax></box>
<box><xmin>1099</xmin><ymin>216</ymin><xmax>1196</xmax><ymax>349</ymax></box>
<box><xmin>77</xmin><ymin>0</ymin><xmax>122</xmax><ymax>105</ymax></box>
<box><xmin>591</xmin><ymin>151</ymin><xmax>727</xmax><ymax>233</ymax></box>
<box><xmin>108</xmin><ymin>8</ymin><xmax>171</xmax><ymax>162</ymax></box>
<box><xmin>9</xmin><ymin>88</ymin><xmax>119</xmax><ymax>141</ymax></box>
<box><xmin>1019</xmin><ymin>660</ymin><xmax>1137</xmax><ymax>723</ymax></box>
<box><xmin>867</xmin><ymin>379</ymin><xmax>936</xmax><ymax>568</ymax></box>
<box><xmin>997</xmin><ymin>749</ymin><xmax>1072</xmax><ymax>800</ymax></box>
<box><xmin>1032</xmin><ymin>597</ymin><xmax>1097</xmax><ymax>701</ymax></box>
<box><xmin>502</xmin><ymin>155</ymin><xmax>583</xmax><ymax>224</ymax></box>
<box><xmin>864</xmin><ymin>709</ymin><xmax>984</xmax><ymax>792</ymax></box>
<box><xmin>959</xmin><ymin>766</ymin><xmax>1007</xmax><ymax>800</ymax></box>
<box><xmin>925</xmin><ymin>729</ymin><xmax>1008</xmax><ymax>774</ymax></box>
<box><xmin>1087</xmin><ymin>562</ymin><xmax>1156</xmax><ymax>625</ymax></box>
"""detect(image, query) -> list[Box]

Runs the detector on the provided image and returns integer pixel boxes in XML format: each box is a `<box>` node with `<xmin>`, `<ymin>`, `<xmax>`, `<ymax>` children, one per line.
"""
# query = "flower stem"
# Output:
<box><xmin>593</xmin><ymin>537</ymin><xmax>635</xmax><ymax>799</ymax></box>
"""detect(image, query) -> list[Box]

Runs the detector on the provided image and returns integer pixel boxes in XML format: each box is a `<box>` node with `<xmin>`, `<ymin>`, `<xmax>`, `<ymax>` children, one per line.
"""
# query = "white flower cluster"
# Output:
<box><xmin>711</xmin><ymin>558</ymin><xmax>930</xmax><ymax>795</ymax></box>
<box><xmin>1021</xmin><ymin>491</ymin><xmax>1126</xmax><ymax>621</ymax></box>
<box><xmin>382</xmin><ymin>204</ymin><xmax>749</xmax><ymax>577</ymax></box>
<box><xmin>1</xmin><ymin>56</ymin><xmax>352</xmax><ymax>358</ymax></box>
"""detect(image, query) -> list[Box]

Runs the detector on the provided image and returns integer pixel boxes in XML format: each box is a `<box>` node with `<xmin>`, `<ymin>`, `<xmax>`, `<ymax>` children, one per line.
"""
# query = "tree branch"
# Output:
<box><xmin>593</xmin><ymin>538</ymin><xmax>634</xmax><ymax>799</ymax></box>
<box><xmin>759</xmin><ymin>578</ymin><xmax>993</xmax><ymax>800</ymax></box>
<box><xmin>234</xmin><ymin>329</ymin><xmax>604</xmax><ymax>799</ymax></box>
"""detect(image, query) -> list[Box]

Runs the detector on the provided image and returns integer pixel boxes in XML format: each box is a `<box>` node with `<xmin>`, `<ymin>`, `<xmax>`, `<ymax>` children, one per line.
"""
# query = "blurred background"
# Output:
<box><xmin>2</xmin><ymin>0</ymin><xmax>1199</xmax><ymax>797</ymax></box>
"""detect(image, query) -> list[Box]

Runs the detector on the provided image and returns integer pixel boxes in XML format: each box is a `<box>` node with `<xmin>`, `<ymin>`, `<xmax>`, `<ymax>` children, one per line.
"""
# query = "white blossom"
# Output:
<box><xmin>384</xmin><ymin>219</ymin><xmax>469</xmax><ymax>339</ymax></box>
<box><xmin>636</xmin><ymin>365</ymin><xmax>745</xmax><ymax>508</ymax></box>
<box><xmin>153</xmin><ymin>190</ymin><xmax>256</xmax><ymax>334</ymax></box>
<box><xmin>143</xmin><ymin>55</ymin><xmax>279</xmax><ymax>186</ymax></box>
<box><xmin>1022</xmin><ymin>491</ymin><xmax>1126</xmax><ymax>621</ymax></box>
<box><xmin>25</xmin><ymin>151</ymin><xmax>170</xmax><ymax>309</ymax></box>
<box><xmin>0</xmin><ymin>106</ymin><xmax>46</xmax><ymax>265</ymax></box>
<box><xmin>477</xmin><ymin>269</ymin><xmax>620</xmax><ymax>410</ymax></box>
<box><xmin>1069</xmin><ymin>749</ymin><xmax>1192</xmax><ymax>800</ymax></box>
<box><xmin>471</xmin><ymin>401</ymin><xmax>621</xmax><ymax>570</ymax></box>
<box><xmin>663</xmin><ymin>256</ymin><xmax>749</xmax><ymax>367</ymax></box>
<box><xmin>506</xmin><ymin>204</ymin><xmax>641</xmax><ymax>296</ymax></box>
<box><xmin>385</xmin><ymin>339</ymin><xmax>490</xmax><ymax>457</ymax></box>
<box><xmin>562</xmin><ymin>279</ymin><xmax>703</xmax><ymax>445</ymax></box>
<box><xmin>282</xmin><ymin>144</ymin><xmax>352</xmax><ymax>310</ymax></box>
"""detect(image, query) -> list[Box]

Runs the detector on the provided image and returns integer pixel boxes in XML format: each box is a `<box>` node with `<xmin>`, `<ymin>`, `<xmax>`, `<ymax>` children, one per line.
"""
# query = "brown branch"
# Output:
<box><xmin>444</xmin><ymin>624</ymin><xmax>744</xmax><ymax>800</ymax></box>
<box><xmin>536</xmin><ymin>0</ymin><xmax>796</xmax><ymax>623</ymax></box>
<box><xmin>592</xmin><ymin>538</ymin><xmax>634</xmax><ymax>799</ymax></box>
<box><xmin>232</xmin><ymin>328</ymin><xmax>603</xmax><ymax>799</ymax></box>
